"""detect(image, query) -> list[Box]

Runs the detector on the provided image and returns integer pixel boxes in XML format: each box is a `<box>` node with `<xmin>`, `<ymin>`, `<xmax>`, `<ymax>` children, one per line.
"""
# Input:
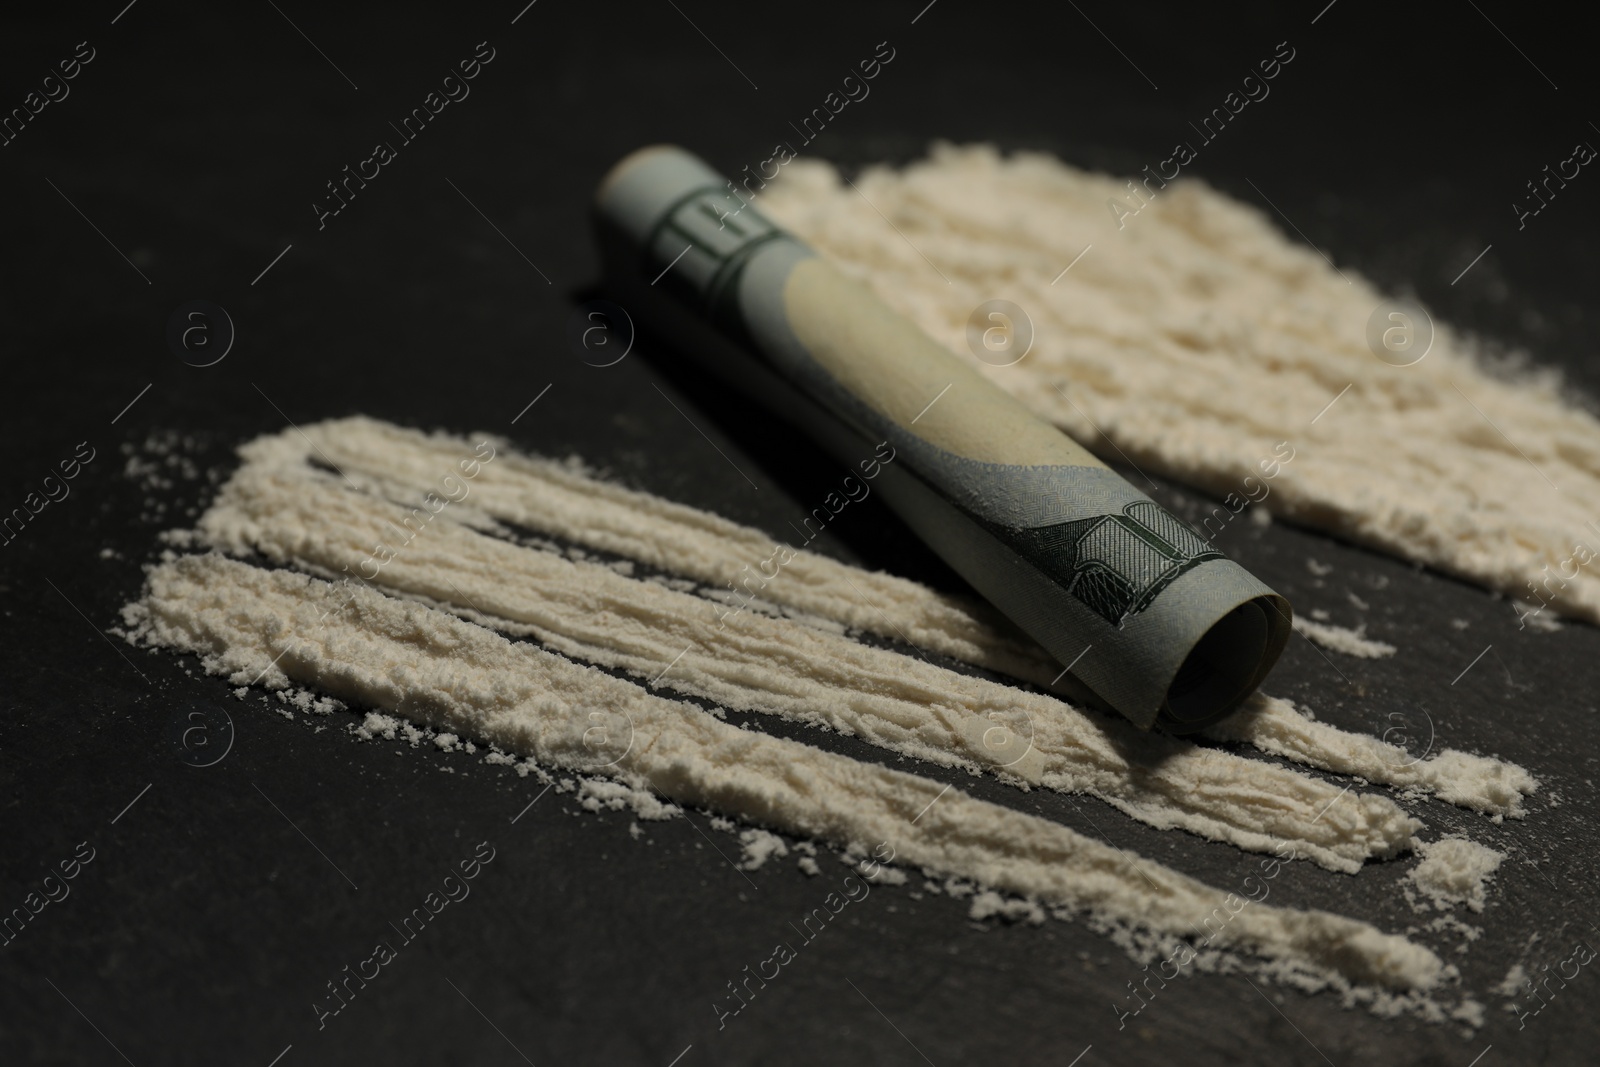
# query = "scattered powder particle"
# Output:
<box><xmin>123</xmin><ymin>554</ymin><xmax>1450</xmax><ymax>996</ymax></box>
<box><xmin>797</xmin><ymin>856</ymin><xmax>820</xmax><ymax>876</ymax></box>
<box><xmin>1248</xmin><ymin>507</ymin><xmax>1271</xmax><ymax>528</ymax></box>
<box><xmin>760</xmin><ymin>144</ymin><xmax>1600</xmax><ymax>628</ymax></box>
<box><xmin>1514</xmin><ymin>604</ymin><xmax>1565</xmax><ymax>633</ymax></box>
<box><xmin>1451</xmin><ymin>619</ymin><xmax>1470</xmax><ymax>630</ymax></box>
<box><xmin>1348</xmin><ymin>593</ymin><xmax>1370</xmax><ymax>611</ymax></box>
<box><xmin>1310</xmin><ymin>609</ymin><xmax>1331</xmax><ymax>621</ymax></box>
<box><xmin>1307</xmin><ymin>560</ymin><xmax>1334</xmax><ymax>577</ymax></box>
<box><xmin>1292</xmin><ymin>617</ymin><xmax>1398</xmax><ymax>659</ymax></box>
<box><xmin>578</xmin><ymin>779</ymin><xmax>678</xmax><ymax>820</ymax></box>
<box><xmin>434</xmin><ymin>733</ymin><xmax>459</xmax><ymax>752</ymax></box>
<box><xmin>1494</xmin><ymin>964</ymin><xmax>1528</xmax><ymax>998</ymax></box>
<box><xmin>738</xmin><ymin>828</ymin><xmax>789</xmax><ymax>870</ymax></box>
<box><xmin>356</xmin><ymin>712</ymin><xmax>400</xmax><ymax>741</ymax></box>
<box><xmin>278</xmin><ymin>688</ymin><xmax>344</xmax><ymax>715</ymax></box>
<box><xmin>1417</xmin><ymin>914</ymin><xmax>1483</xmax><ymax>954</ymax></box>
<box><xmin>515</xmin><ymin>761</ymin><xmax>551</xmax><ymax>783</ymax></box>
<box><xmin>969</xmin><ymin>890</ymin><xmax>1046</xmax><ymax>926</ymax></box>
<box><xmin>859</xmin><ymin>863</ymin><xmax>909</xmax><ymax>886</ymax></box>
<box><xmin>1407</xmin><ymin>837</ymin><xmax>1505</xmax><ymax>913</ymax></box>
<box><xmin>629</xmin><ymin>822</ymin><xmax>643</xmax><ymax>840</ymax></box>
<box><xmin>160</xmin><ymin>528</ymin><xmax>203</xmax><ymax>550</ymax></box>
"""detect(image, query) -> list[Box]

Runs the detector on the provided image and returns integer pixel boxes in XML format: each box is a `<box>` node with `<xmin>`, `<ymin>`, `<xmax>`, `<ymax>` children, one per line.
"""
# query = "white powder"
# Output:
<box><xmin>356</xmin><ymin>711</ymin><xmax>401</xmax><ymax>741</ymax></box>
<box><xmin>759</xmin><ymin>144</ymin><xmax>1600</xmax><ymax>627</ymax></box>
<box><xmin>969</xmin><ymin>890</ymin><xmax>1046</xmax><ymax>925</ymax></box>
<box><xmin>1513</xmin><ymin>603</ymin><xmax>1565</xmax><ymax>633</ymax></box>
<box><xmin>578</xmin><ymin>779</ymin><xmax>679</xmax><ymax>820</ymax></box>
<box><xmin>738</xmin><ymin>828</ymin><xmax>789</xmax><ymax>870</ymax></box>
<box><xmin>1292</xmin><ymin>617</ymin><xmax>1397</xmax><ymax>659</ymax></box>
<box><xmin>119</xmin><ymin>419</ymin><xmax>1543</xmax><ymax>1020</ymax></box>
<box><xmin>193</xmin><ymin>421</ymin><xmax>1425</xmax><ymax>872</ymax></box>
<box><xmin>1415</xmin><ymin>914</ymin><xmax>1482</xmax><ymax>954</ymax></box>
<box><xmin>1206</xmin><ymin>696</ymin><xmax>1536</xmax><ymax>818</ymax></box>
<box><xmin>1494</xmin><ymin>964</ymin><xmax>1528</xmax><ymax>998</ymax></box>
<box><xmin>122</xmin><ymin>552</ymin><xmax>1449</xmax><ymax>995</ymax></box>
<box><xmin>245</xmin><ymin>417</ymin><xmax>1534</xmax><ymax>818</ymax></box>
<box><xmin>1407</xmin><ymin>837</ymin><xmax>1504</xmax><ymax>913</ymax></box>
<box><xmin>858</xmin><ymin>862</ymin><xmax>908</xmax><ymax>886</ymax></box>
<box><xmin>1452</xmin><ymin>1000</ymin><xmax>1487</xmax><ymax>1029</ymax></box>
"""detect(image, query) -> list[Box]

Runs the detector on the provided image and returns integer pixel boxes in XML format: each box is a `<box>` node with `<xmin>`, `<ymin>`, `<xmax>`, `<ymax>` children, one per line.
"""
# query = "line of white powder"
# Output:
<box><xmin>121</xmin><ymin>552</ymin><xmax>1449</xmax><ymax>993</ymax></box>
<box><xmin>757</xmin><ymin>143</ymin><xmax>1600</xmax><ymax>627</ymax></box>
<box><xmin>1204</xmin><ymin>697</ymin><xmax>1535</xmax><ymax>817</ymax></box>
<box><xmin>193</xmin><ymin>425</ymin><xmax>1421</xmax><ymax>872</ymax></box>
<box><xmin>283</xmin><ymin>416</ymin><xmax>1536</xmax><ymax>817</ymax></box>
<box><xmin>1292</xmin><ymin>617</ymin><xmax>1398</xmax><ymax>659</ymax></box>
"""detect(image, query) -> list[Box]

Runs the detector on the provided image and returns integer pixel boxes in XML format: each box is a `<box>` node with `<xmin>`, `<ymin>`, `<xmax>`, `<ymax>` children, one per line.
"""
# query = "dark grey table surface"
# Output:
<box><xmin>2</xmin><ymin>2</ymin><xmax>1597</xmax><ymax>1064</ymax></box>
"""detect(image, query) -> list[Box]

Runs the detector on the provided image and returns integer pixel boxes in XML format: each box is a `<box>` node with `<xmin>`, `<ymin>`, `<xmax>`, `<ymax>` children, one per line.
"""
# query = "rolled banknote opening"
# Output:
<box><xmin>592</xmin><ymin>145</ymin><xmax>1292</xmax><ymax>732</ymax></box>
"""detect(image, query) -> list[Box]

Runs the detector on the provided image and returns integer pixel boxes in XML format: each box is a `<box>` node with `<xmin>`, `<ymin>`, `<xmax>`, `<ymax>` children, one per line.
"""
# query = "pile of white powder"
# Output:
<box><xmin>1406</xmin><ymin>837</ymin><xmax>1505</xmax><ymax>913</ymax></box>
<box><xmin>760</xmin><ymin>144</ymin><xmax>1600</xmax><ymax>627</ymax></box>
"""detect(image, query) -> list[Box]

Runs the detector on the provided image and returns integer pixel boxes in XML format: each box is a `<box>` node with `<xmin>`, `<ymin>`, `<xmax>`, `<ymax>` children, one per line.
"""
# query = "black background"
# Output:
<box><xmin>2</xmin><ymin>2</ymin><xmax>1597</xmax><ymax>1065</ymax></box>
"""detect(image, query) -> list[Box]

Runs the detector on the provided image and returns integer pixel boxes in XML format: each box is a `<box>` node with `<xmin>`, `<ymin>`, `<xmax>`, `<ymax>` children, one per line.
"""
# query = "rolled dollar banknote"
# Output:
<box><xmin>592</xmin><ymin>145</ymin><xmax>1291</xmax><ymax>732</ymax></box>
